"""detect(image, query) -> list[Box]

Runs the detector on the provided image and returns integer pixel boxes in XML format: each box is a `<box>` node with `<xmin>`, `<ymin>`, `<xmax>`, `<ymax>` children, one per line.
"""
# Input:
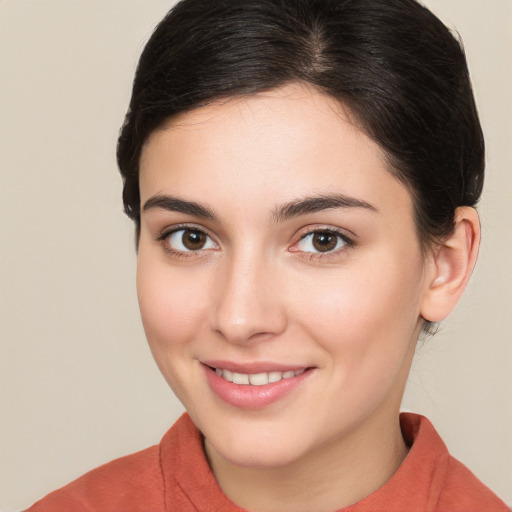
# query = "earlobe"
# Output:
<box><xmin>420</xmin><ymin>207</ymin><xmax>481</xmax><ymax>323</ymax></box>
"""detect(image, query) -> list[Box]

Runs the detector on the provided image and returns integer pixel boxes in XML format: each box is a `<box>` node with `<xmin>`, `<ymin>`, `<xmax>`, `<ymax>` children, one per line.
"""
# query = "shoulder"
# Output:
<box><xmin>25</xmin><ymin>413</ymin><xmax>214</xmax><ymax>512</ymax></box>
<box><xmin>400</xmin><ymin>413</ymin><xmax>509</xmax><ymax>512</ymax></box>
<box><xmin>437</xmin><ymin>454</ymin><xmax>510</xmax><ymax>511</ymax></box>
<box><xmin>26</xmin><ymin>442</ymin><xmax>164</xmax><ymax>512</ymax></box>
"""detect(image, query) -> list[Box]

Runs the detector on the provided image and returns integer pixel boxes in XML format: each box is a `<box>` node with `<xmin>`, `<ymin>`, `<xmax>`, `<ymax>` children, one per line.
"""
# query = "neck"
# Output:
<box><xmin>205</xmin><ymin>408</ymin><xmax>409</xmax><ymax>512</ymax></box>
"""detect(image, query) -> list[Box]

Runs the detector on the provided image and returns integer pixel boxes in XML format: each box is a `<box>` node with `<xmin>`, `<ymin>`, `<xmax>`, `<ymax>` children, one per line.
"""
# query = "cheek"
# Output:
<box><xmin>136</xmin><ymin>255</ymin><xmax>215</xmax><ymax>407</ymax></box>
<box><xmin>293</xmin><ymin>257</ymin><xmax>424</xmax><ymax>364</ymax></box>
<box><xmin>136</xmin><ymin>255</ymin><xmax>208</xmax><ymax>360</ymax></box>
<box><xmin>291</xmin><ymin>263</ymin><xmax>424</xmax><ymax>427</ymax></box>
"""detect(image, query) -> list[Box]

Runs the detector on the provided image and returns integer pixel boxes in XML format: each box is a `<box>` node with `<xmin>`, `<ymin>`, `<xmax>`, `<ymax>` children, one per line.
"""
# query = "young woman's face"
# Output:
<box><xmin>137</xmin><ymin>84</ymin><xmax>432</xmax><ymax>468</ymax></box>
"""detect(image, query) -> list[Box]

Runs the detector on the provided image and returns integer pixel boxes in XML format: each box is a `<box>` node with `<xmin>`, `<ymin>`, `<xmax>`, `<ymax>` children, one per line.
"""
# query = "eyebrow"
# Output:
<box><xmin>272</xmin><ymin>193</ymin><xmax>378</xmax><ymax>222</ymax></box>
<box><xmin>143</xmin><ymin>195</ymin><xmax>217</xmax><ymax>220</ymax></box>
<box><xmin>142</xmin><ymin>193</ymin><xmax>377</xmax><ymax>222</ymax></box>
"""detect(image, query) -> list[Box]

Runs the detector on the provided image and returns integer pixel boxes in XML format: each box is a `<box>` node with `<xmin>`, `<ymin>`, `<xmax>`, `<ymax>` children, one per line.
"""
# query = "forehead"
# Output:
<box><xmin>139</xmin><ymin>83</ymin><xmax>413</xmax><ymax>221</ymax></box>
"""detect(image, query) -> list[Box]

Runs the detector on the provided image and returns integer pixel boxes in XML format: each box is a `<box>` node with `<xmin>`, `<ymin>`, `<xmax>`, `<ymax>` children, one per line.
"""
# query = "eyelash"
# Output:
<box><xmin>157</xmin><ymin>224</ymin><xmax>218</xmax><ymax>259</ymax></box>
<box><xmin>156</xmin><ymin>225</ymin><xmax>355</xmax><ymax>260</ymax></box>
<box><xmin>292</xmin><ymin>227</ymin><xmax>355</xmax><ymax>261</ymax></box>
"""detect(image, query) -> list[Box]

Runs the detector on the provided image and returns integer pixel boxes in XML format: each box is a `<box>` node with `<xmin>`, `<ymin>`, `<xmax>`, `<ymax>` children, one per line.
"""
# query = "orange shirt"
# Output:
<box><xmin>27</xmin><ymin>413</ymin><xmax>508</xmax><ymax>511</ymax></box>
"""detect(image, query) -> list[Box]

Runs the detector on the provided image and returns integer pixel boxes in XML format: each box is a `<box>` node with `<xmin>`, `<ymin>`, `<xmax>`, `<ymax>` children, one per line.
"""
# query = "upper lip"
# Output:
<box><xmin>201</xmin><ymin>360</ymin><xmax>310</xmax><ymax>374</ymax></box>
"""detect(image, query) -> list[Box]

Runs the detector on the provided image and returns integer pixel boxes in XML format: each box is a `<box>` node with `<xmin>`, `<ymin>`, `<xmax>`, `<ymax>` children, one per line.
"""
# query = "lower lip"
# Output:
<box><xmin>203</xmin><ymin>365</ymin><xmax>312</xmax><ymax>410</ymax></box>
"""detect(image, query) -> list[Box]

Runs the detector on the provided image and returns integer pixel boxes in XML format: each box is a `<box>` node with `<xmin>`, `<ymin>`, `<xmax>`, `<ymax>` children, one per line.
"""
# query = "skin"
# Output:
<box><xmin>136</xmin><ymin>83</ymin><xmax>479</xmax><ymax>512</ymax></box>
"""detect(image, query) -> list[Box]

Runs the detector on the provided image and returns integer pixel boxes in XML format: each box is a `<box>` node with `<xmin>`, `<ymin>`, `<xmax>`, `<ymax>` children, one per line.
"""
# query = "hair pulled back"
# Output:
<box><xmin>117</xmin><ymin>0</ymin><xmax>484</xmax><ymax>246</ymax></box>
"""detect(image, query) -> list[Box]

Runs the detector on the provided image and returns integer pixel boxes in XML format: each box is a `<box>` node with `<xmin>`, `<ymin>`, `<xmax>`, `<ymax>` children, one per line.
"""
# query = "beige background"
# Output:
<box><xmin>0</xmin><ymin>0</ymin><xmax>510</xmax><ymax>510</ymax></box>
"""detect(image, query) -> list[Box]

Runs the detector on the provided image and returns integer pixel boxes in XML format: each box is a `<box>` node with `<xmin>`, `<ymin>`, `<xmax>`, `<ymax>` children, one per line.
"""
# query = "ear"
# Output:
<box><xmin>420</xmin><ymin>207</ymin><xmax>481</xmax><ymax>323</ymax></box>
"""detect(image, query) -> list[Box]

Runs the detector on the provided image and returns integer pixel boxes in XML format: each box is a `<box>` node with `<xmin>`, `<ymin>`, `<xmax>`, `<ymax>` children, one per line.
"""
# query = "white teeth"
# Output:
<box><xmin>232</xmin><ymin>372</ymin><xmax>250</xmax><ymax>385</ymax></box>
<box><xmin>215</xmin><ymin>368</ymin><xmax>306</xmax><ymax>385</ymax></box>
<box><xmin>268</xmin><ymin>371</ymin><xmax>282</xmax><ymax>383</ymax></box>
<box><xmin>249</xmin><ymin>373</ymin><xmax>269</xmax><ymax>386</ymax></box>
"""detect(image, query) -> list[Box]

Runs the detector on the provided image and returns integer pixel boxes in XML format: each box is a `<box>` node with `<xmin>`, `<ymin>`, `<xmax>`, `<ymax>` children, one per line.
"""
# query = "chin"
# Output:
<box><xmin>199</xmin><ymin>413</ymin><xmax>314</xmax><ymax>470</ymax></box>
<box><xmin>211</xmin><ymin>435</ymin><xmax>305</xmax><ymax>469</ymax></box>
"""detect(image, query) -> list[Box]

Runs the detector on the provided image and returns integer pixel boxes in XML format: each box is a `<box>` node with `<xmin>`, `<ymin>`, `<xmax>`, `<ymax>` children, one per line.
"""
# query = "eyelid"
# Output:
<box><xmin>154</xmin><ymin>223</ymin><xmax>354</xmax><ymax>259</ymax></box>
<box><xmin>157</xmin><ymin>222</ymin><xmax>215</xmax><ymax>240</ymax></box>
<box><xmin>289</xmin><ymin>226</ymin><xmax>355</xmax><ymax>257</ymax></box>
<box><xmin>156</xmin><ymin>223</ymin><xmax>219</xmax><ymax>256</ymax></box>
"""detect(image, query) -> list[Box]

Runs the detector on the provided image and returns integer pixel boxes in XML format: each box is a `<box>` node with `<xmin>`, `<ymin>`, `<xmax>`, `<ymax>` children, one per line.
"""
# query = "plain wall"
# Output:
<box><xmin>0</xmin><ymin>0</ymin><xmax>510</xmax><ymax>510</ymax></box>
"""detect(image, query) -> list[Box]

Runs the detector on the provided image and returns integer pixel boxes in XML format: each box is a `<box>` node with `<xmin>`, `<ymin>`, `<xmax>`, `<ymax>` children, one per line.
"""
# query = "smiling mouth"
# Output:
<box><xmin>208</xmin><ymin>366</ymin><xmax>306</xmax><ymax>386</ymax></box>
<box><xmin>203</xmin><ymin>363</ymin><xmax>313</xmax><ymax>408</ymax></box>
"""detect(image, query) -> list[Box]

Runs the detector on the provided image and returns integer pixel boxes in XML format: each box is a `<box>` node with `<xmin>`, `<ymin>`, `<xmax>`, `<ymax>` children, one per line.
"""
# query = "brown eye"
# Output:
<box><xmin>182</xmin><ymin>229</ymin><xmax>206</xmax><ymax>250</ymax></box>
<box><xmin>296</xmin><ymin>230</ymin><xmax>348</xmax><ymax>254</ymax></box>
<box><xmin>166</xmin><ymin>228</ymin><xmax>216</xmax><ymax>252</ymax></box>
<box><xmin>312</xmin><ymin>232</ymin><xmax>337</xmax><ymax>252</ymax></box>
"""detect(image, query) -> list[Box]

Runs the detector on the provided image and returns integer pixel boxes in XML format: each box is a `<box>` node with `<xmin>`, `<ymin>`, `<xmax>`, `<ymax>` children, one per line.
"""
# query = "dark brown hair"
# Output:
<box><xmin>117</xmin><ymin>0</ymin><xmax>484</xmax><ymax>247</ymax></box>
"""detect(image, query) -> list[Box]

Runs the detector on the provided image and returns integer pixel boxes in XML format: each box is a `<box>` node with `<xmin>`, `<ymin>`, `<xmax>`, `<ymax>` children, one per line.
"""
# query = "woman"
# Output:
<box><xmin>26</xmin><ymin>0</ymin><xmax>508</xmax><ymax>510</ymax></box>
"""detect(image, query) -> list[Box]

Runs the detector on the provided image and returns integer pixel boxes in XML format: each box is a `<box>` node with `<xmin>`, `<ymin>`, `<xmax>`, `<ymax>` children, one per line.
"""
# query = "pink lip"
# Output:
<box><xmin>202</xmin><ymin>363</ymin><xmax>313</xmax><ymax>410</ymax></box>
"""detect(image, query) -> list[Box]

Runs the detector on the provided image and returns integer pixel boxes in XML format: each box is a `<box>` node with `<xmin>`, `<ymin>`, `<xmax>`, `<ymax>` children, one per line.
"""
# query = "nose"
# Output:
<box><xmin>208</xmin><ymin>251</ymin><xmax>288</xmax><ymax>345</ymax></box>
